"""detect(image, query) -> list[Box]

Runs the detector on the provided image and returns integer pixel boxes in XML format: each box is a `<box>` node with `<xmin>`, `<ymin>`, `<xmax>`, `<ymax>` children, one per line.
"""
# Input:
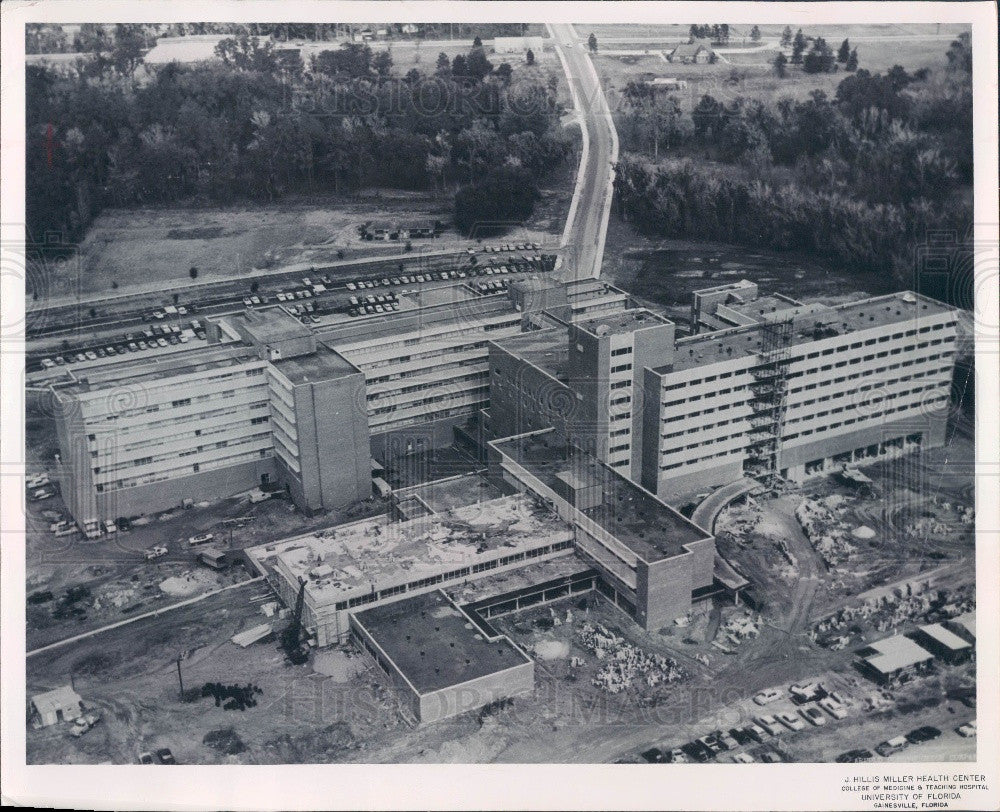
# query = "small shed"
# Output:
<box><xmin>856</xmin><ymin>635</ymin><xmax>934</xmax><ymax>684</ymax></box>
<box><xmin>911</xmin><ymin>623</ymin><xmax>972</xmax><ymax>664</ymax></box>
<box><xmin>30</xmin><ymin>686</ymin><xmax>84</xmax><ymax>727</ymax></box>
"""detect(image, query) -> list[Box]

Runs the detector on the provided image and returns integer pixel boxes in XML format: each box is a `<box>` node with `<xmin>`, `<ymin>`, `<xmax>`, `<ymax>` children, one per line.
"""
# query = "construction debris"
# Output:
<box><xmin>576</xmin><ymin>622</ymin><xmax>685</xmax><ymax>693</ymax></box>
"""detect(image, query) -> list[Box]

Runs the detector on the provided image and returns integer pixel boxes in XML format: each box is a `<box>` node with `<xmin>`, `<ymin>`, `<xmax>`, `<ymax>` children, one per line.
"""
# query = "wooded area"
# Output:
<box><xmin>613</xmin><ymin>34</ymin><xmax>973</xmax><ymax>291</ymax></box>
<box><xmin>26</xmin><ymin>28</ymin><xmax>570</xmax><ymax>245</ymax></box>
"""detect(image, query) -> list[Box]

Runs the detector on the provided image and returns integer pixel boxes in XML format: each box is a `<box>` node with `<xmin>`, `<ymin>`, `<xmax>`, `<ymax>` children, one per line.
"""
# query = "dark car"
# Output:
<box><xmin>836</xmin><ymin>749</ymin><xmax>874</xmax><ymax>763</ymax></box>
<box><xmin>155</xmin><ymin>748</ymin><xmax>176</xmax><ymax>764</ymax></box>
<box><xmin>680</xmin><ymin>741</ymin><xmax>712</xmax><ymax>762</ymax></box>
<box><xmin>138</xmin><ymin>752</ymin><xmax>155</xmax><ymax>765</ymax></box>
<box><xmin>906</xmin><ymin>726</ymin><xmax>942</xmax><ymax>744</ymax></box>
<box><xmin>640</xmin><ymin>747</ymin><xmax>665</xmax><ymax>763</ymax></box>
<box><xmin>730</xmin><ymin>727</ymin><xmax>753</xmax><ymax>746</ymax></box>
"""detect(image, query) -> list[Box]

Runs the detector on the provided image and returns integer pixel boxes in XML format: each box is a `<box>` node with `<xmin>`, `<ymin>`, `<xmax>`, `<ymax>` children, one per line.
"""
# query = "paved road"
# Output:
<box><xmin>548</xmin><ymin>23</ymin><xmax>619</xmax><ymax>281</ymax></box>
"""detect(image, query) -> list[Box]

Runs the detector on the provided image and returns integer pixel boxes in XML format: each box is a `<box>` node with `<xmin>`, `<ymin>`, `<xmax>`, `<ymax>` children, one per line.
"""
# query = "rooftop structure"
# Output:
<box><xmin>491</xmin><ymin>431</ymin><xmax>710</xmax><ymax>562</ymax></box>
<box><xmin>492</xmin><ymin>329</ymin><xmax>569</xmax><ymax>383</ymax></box>
<box><xmin>270</xmin><ymin>342</ymin><xmax>358</xmax><ymax>383</ymax></box>
<box><xmin>574</xmin><ymin>308</ymin><xmax>670</xmax><ymax>339</ymax></box>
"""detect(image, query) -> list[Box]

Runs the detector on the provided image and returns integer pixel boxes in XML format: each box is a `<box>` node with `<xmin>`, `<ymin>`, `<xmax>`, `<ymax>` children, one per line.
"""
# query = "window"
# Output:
<box><xmin>172</xmin><ymin>398</ymin><xmax>191</xmax><ymax>408</ymax></box>
<box><xmin>611</xmin><ymin>346</ymin><xmax>633</xmax><ymax>357</ymax></box>
<box><xmin>610</xmin><ymin>363</ymin><xmax>633</xmax><ymax>374</ymax></box>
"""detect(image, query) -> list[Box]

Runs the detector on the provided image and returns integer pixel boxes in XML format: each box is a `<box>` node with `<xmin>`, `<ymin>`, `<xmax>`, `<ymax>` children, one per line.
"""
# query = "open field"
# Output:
<box><xmin>595</xmin><ymin>32</ymin><xmax>961</xmax><ymax>114</ymax></box>
<box><xmin>46</xmin><ymin>152</ymin><xmax>576</xmax><ymax>301</ymax></box>
<box><xmin>585</xmin><ymin>23</ymin><xmax>968</xmax><ymax>43</ymax></box>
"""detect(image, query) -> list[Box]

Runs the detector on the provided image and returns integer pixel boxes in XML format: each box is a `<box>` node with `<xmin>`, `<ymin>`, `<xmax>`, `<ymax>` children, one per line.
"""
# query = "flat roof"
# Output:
<box><xmin>859</xmin><ymin>635</ymin><xmax>934</xmax><ymax>673</ymax></box>
<box><xmin>491</xmin><ymin>430</ymin><xmax>712</xmax><ymax>562</ymax></box>
<box><xmin>353</xmin><ymin>590</ymin><xmax>531</xmax><ymax>695</ymax></box>
<box><xmin>230</xmin><ymin>306</ymin><xmax>313</xmax><ymax>343</ymax></box>
<box><xmin>492</xmin><ymin>329</ymin><xmax>568</xmax><ymax>383</ymax></box>
<box><xmin>663</xmin><ymin>291</ymin><xmax>955</xmax><ymax>374</ymax></box>
<box><xmin>918</xmin><ymin>623</ymin><xmax>971</xmax><ymax>651</ymax></box>
<box><xmin>59</xmin><ymin>343</ymin><xmax>256</xmax><ymax>395</ymax></box>
<box><xmin>270</xmin><ymin>342</ymin><xmax>358</xmax><ymax>383</ymax></box>
<box><xmin>949</xmin><ymin>612</ymin><xmax>976</xmax><ymax>638</ymax></box>
<box><xmin>574</xmin><ymin>308</ymin><xmax>670</xmax><ymax>338</ymax></box>
<box><xmin>252</xmin><ymin>493</ymin><xmax>574</xmax><ymax>604</ymax></box>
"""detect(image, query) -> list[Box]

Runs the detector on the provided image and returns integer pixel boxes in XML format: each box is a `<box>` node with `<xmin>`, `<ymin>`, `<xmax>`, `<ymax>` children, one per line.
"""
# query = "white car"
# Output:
<box><xmin>956</xmin><ymin>721</ymin><xmax>977</xmax><ymax>738</ymax></box>
<box><xmin>41</xmin><ymin>358</ymin><xmax>56</xmax><ymax>368</ymax></box>
<box><xmin>144</xmin><ymin>546</ymin><xmax>168</xmax><ymax>560</ymax></box>
<box><xmin>755</xmin><ymin>716</ymin><xmax>783</xmax><ymax>737</ymax></box>
<box><xmin>753</xmin><ymin>688</ymin><xmax>782</xmax><ymax>706</ymax></box>
<box><xmin>187</xmin><ymin>533</ymin><xmax>215</xmax><ymax>546</ymax></box>
<box><xmin>819</xmin><ymin>697</ymin><xmax>848</xmax><ymax>720</ymax></box>
<box><xmin>731</xmin><ymin>752</ymin><xmax>755</xmax><ymax>763</ymax></box>
<box><xmin>777</xmin><ymin>712</ymin><xmax>806</xmax><ymax>732</ymax></box>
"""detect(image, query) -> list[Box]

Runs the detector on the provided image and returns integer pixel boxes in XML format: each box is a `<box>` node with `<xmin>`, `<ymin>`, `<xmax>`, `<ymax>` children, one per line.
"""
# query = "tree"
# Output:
<box><xmin>473</xmin><ymin>35</ymin><xmax>482</xmax><ymax>48</ymax></box>
<box><xmin>451</xmin><ymin>53</ymin><xmax>468</xmax><ymax>78</ymax></box>
<box><xmin>525</xmin><ymin>48</ymin><xmax>535</xmax><ymax>66</ymax></box>
<box><xmin>466</xmin><ymin>44</ymin><xmax>494</xmax><ymax>82</ymax></box>
<box><xmin>372</xmin><ymin>50</ymin><xmax>393</xmax><ymax>79</ymax></box>
<box><xmin>692</xmin><ymin>94</ymin><xmax>724</xmax><ymax>137</ymax></box>
<box><xmin>436</xmin><ymin>51</ymin><xmax>450</xmax><ymax>74</ymax></box>
<box><xmin>496</xmin><ymin>62</ymin><xmax>513</xmax><ymax>84</ymax></box>
<box><xmin>190</xmin><ymin>267</ymin><xmax>199</xmax><ymax>279</ymax></box>
<box><xmin>773</xmin><ymin>52</ymin><xmax>788</xmax><ymax>78</ymax></box>
<box><xmin>946</xmin><ymin>32</ymin><xmax>972</xmax><ymax>75</ymax></box>
<box><xmin>111</xmin><ymin>24</ymin><xmax>146</xmax><ymax>76</ymax></box>
<box><xmin>803</xmin><ymin>38</ymin><xmax>835</xmax><ymax>73</ymax></box>
<box><xmin>791</xmin><ymin>29</ymin><xmax>807</xmax><ymax>64</ymax></box>
<box><xmin>750</xmin><ymin>26</ymin><xmax>762</xmax><ymax>43</ymax></box>
<box><xmin>454</xmin><ymin>165</ymin><xmax>539</xmax><ymax>235</ymax></box>
<box><xmin>780</xmin><ymin>26</ymin><xmax>793</xmax><ymax>47</ymax></box>
<box><xmin>837</xmin><ymin>38</ymin><xmax>851</xmax><ymax>64</ymax></box>
<box><xmin>588</xmin><ymin>33</ymin><xmax>598</xmax><ymax>53</ymax></box>
<box><xmin>846</xmin><ymin>48</ymin><xmax>859</xmax><ymax>72</ymax></box>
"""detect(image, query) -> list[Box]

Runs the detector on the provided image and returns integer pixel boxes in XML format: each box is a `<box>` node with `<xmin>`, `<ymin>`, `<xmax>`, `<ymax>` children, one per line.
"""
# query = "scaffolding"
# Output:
<box><xmin>744</xmin><ymin>318</ymin><xmax>793</xmax><ymax>487</ymax></box>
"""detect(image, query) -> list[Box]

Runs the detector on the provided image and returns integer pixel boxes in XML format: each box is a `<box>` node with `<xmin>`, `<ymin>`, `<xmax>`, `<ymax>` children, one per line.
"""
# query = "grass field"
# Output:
<box><xmin>584</xmin><ymin>23</ymin><xmax>968</xmax><ymax>43</ymax></box>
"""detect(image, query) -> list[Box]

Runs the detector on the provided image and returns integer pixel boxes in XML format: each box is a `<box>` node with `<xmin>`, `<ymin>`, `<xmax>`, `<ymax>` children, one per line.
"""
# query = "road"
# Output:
<box><xmin>548</xmin><ymin>23</ymin><xmax>619</xmax><ymax>281</ymax></box>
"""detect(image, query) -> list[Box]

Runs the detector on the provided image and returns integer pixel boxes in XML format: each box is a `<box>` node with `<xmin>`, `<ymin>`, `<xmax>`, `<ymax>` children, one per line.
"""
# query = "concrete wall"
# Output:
<box><xmin>289</xmin><ymin>371</ymin><xmax>370</xmax><ymax>511</ymax></box>
<box><xmin>685</xmin><ymin>536</ymin><xmax>716</xmax><ymax>590</ymax></box>
<box><xmin>418</xmin><ymin>661</ymin><xmax>534</xmax><ymax>724</ymax></box>
<box><xmin>97</xmin><ymin>456</ymin><xmax>277</xmax><ymax>521</ymax></box>
<box><xmin>487</xmin><ymin>342</ymin><xmax>574</xmax><ymax>444</ymax></box>
<box><xmin>631</xmin><ymin>324</ymin><xmax>675</xmax><ymax>480</ymax></box>
<box><xmin>656</xmin><ymin>457</ymin><xmax>745</xmax><ymax>505</ymax></box>
<box><xmin>369</xmin><ymin>411</ymin><xmax>469</xmax><ymax>464</ymax></box>
<box><xmin>636</xmin><ymin>553</ymin><xmax>693</xmax><ymax>630</ymax></box>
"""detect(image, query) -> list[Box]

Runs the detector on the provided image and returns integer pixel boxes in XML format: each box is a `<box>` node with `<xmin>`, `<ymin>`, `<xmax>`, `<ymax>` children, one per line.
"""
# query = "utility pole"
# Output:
<box><xmin>176</xmin><ymin>653</ymin><xmax>185</xmax><ymax>700</ymax></box>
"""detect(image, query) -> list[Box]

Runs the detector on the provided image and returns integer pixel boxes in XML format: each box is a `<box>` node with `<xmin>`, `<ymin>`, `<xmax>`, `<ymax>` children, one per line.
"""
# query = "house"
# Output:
<box><xmin>855</xmin><ymin>635</ymin><xmax>934</xmax><ymax>685</ymax></box>
<box><xmin>30</xmin><ymin>686</ymin><xmax>84</xmax><ymax>728</ymax></box>
<box><xmin>401</xmin><ymin>24</ymin><xmax>419</xmax><ymax>36</ymax></box>
<box><xmin>667</xmin><ymin>41</ymin><xmax>714</xmax><ymax>64</ymax></box>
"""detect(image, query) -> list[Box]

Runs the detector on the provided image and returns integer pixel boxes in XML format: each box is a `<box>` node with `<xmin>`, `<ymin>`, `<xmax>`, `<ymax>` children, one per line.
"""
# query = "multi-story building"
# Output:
<box><xmin>47</xmin><ymin>278</ymin><xmax>633</xmax><ymax>531</ymax></box>
<box><xmin>488</xmin><ymin>283</ymin><xmax>959</xmax><ymax>504</ymax></box>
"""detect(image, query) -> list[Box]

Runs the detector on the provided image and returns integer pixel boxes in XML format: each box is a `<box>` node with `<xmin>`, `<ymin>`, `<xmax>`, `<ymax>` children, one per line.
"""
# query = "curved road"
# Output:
<box><xmin>548</xmin><ymin>23</ymin><xmax>619</xmax><ymax>282</ymax></box>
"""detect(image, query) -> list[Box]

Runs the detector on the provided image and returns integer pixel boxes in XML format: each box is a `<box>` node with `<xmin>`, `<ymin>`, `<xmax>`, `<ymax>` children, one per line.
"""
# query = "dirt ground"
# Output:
<box><xmin>601</xmin><ymin>212</ymin><xmax>884</xmax><ymax>328</ymax></box>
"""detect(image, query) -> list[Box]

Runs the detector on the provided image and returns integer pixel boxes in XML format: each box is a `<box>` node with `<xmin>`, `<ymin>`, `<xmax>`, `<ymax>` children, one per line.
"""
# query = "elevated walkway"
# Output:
<box><xmin>690</xmin><ymin>478</ymin><xmax>760</xmax><ymax>534</ymax></box>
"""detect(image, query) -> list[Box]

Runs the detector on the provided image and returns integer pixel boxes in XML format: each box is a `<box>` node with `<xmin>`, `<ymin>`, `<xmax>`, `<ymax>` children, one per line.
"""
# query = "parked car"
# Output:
<box><xmin>755</xmin><ymin>715</ymin><xmax>784</xmax><ymax>737</ymax></box>
<box><xmin>906</xmin><ymin>726</ymin><xmax>942</xmax><ymax>744</ymax></box>
<box><xmin>718</xmin><ymin>731</ymin><xmax>740</xmax><ymax>750</ymax></box>
<box><xmin>875</xmin><ymin>736</ymin><xmax>909</xmax><ymax>757</ymax></box>
<box><xmin>743</xmin><ymin>723</ymin><xmax>768</xmax><ymax>744</ymax></box>
<box><xmin>835</xmin><ymin>749</ymin><xmax>874</xmax><ymax>763</ymax></box>
<box><xmin>819</xmin><ymin>697</ymin><xmax>848</xmax><ymax>720</ymax></box>
<box><xmin>155</xmin><ymin>748</ymin><xmax>176</xmax><ymax>764</ymax></box>
<box><xmin>956</xmin><ymin>721</ymin><xmax>977</xmax><ymax>738</ymax></box>
<box><xmin>69</xmin><ymin>710</ymin><xmax>102</xmax><ymax>738</ymax></box>
<box><xmin>187</xmin><ymin>533</ymin><xmax>215</xmax><ymax>546</ymax></box>
<box><xmin>138</xmin><ymin>752</ymin><xmax>155</xmax><ymax>765</ymax></box>
<box><xmin>754</xmin><ymin>688</ymin><xmax>782</xmax><ymax>706</ymax></box>
<box><xmin>800</xmin><ymin>706</ymin><xmax>827</xmax><ymax>726</ymax></box>
<box><xmin>731</xmin><ymin>752</ymin><xmax>755</xmax><ymax>763</ymax></box>
<box><xmin>777</xmin><ymin>712</ymin><xmax>806</xmax><ymax>732</ymax></box>
<box><xmin>144</xmin><ymin>546</ymin><xmax>168</xmax><ymax>560</ymax></box>
<box><xmin>789</xmin><ymin>681</ymin><xmax>827</xmax><ymax>704</ymax></box>
<box><xmin>640</xmin><ymin>747</ymin><xmax>665</xmax><ymax>763</ymax></box>
<box><xmin>728</xmin><ymin>728</ymin><xmax>753</xmax><ymax>746</ymax></box>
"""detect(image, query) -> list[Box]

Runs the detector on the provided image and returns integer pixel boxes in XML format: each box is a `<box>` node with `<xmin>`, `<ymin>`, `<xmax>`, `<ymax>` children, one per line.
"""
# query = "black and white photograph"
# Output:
<box><xmin>1</xmin><ymin>2</ymin><xmax>997</xmax><ymax>809</ymax></box>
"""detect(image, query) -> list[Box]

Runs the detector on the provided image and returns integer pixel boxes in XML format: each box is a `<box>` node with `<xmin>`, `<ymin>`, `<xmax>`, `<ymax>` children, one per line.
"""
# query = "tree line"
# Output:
<box><xmin>26</xmin><ymin>35</ymin><xmax>570</xmax><ymax>245</ymax></box>
<box><xmin>614</xmin><ymin>34</ymin><xmax>973</xmax><ymax>293</ymax></box>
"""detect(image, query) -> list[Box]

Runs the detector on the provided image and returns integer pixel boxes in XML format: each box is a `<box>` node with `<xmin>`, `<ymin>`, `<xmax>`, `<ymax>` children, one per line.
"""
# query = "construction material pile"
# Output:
<box><xmin>719</xmin><ymin>611</ymin><xmax>761</xmax><ymax>648</ymax></box>
<box><xmin>796</xmin><ymin>498</ymin><xmax>856</xmax><ymax>568</ymax></box>
<box><xmin>201</xmin><ymin>682</ymin><xmax>263</xmax><ymax>711</ymax></box>
<box><xmin>577</xmin><ymin>622</ymin><xmax>685</xmax><ymax>694</ymax></box>
<box><xmin>811</xmin><ymin>583</ymin><xmax>975</xmax><ymax>648</ymax></box>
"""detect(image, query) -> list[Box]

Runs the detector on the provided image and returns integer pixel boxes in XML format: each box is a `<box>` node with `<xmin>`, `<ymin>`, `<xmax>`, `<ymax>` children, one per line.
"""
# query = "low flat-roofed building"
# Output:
<box><xmin>247</xmin><ymin>490</ymin><xmax>576</xmax><ymax>645</ymax></box>
<box><xmin>944</xmin><ymin>611</ymin><xmax>976</xmax><ymax>645</ymax></box>
<box><xmin>910</xmin><ymin>623</ymin><xmax>972</xmax><ymax>664</ymax></box>
<box><xmin>856</xmin><ymin>634</ymin><xmax>935</xmax><ymax>684</ymax></box>
<box><xmin>350</xmin><ymin>590</ymin><xmax>533</xmax><ymax>723</ymax></box>
<box><xmin>30</xmin><ymin>685</ymin><xmax>84</xmax><ymax>728</ymax></box>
